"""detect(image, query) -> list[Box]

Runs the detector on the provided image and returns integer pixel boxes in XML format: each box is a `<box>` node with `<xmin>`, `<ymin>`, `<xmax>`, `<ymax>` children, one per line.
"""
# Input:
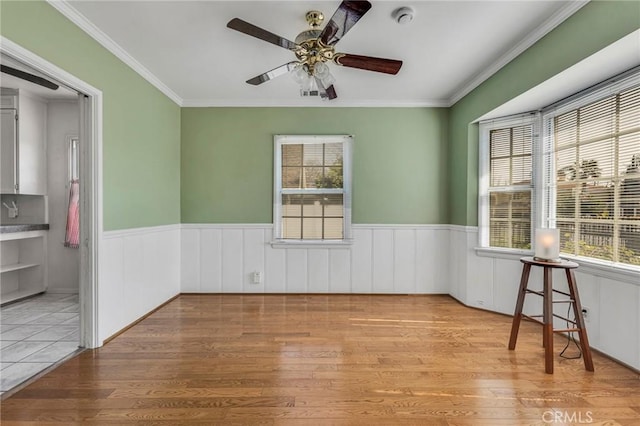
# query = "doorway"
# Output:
<box><xmin>0</xmin><ymin>38</ymin><xmax>101</xmax><ymax>395</ymax></box>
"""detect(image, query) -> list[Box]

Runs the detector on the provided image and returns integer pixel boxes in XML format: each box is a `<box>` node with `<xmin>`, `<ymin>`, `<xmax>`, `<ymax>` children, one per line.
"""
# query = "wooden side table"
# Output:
<box><xmin>508</xmin><ymin>256</ymin><xmax>594</xmax><ymax>374</ymax></box>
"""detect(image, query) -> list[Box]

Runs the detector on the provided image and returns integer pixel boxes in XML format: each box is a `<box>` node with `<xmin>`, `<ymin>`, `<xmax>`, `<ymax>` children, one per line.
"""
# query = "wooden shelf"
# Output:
<box><xmin>0</xmin><ymin>262</ymin><xmax>39</xmax><ymax>273</ymax></box>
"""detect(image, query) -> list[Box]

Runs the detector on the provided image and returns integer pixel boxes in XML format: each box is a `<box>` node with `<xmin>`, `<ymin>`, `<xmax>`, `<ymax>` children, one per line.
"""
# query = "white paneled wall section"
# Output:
<box><xmin>100</xmin><ymin>225</ymin><xmax>180</xmax><ymax>343</ymax></box>
<box><xmin>449</xmin><ymin>225</ymin><xmax>640</xmax><ymax>371</ymax></box>
<box><xmin>98</xmin><ymin>223</ymin><xmax>639</xmax><ymax>370</ymax></box>
<box><xmin>181</xmin><ymin>224</ymin><xmax>451</xmax><ymax>294</ymax></box>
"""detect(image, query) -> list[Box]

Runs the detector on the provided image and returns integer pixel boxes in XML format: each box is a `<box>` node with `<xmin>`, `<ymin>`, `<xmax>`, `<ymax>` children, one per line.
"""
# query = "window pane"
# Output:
<box><xmin>324</xmin><ymin>143</ymin><xmax>343</xmax><ymax>164</ymax></box>
<box><xmin>282</xmin><ymin>167</ymin><xmax>301</xmax><ymax>188</ymax></box>
<box><xmin>556</xmin><ymin>147</ymin><xmax>577</xmax><ymax>181</ymax></box>
<box><xmin>619</xmin><ymin>86</ymin><xmax>640</xmax><ymax>132</ymax></box>
<box><xmin>282</xmin><ymin>217</ymin><xmax>301</xmax><ymax>239</ymax></box>
<box><xmin>318</xmin><ymin>166</ymin><xmax>343</xmax><ymax>188</ymax></box>
<box><xmin>302</xmin><ymin>167</ymin><xmax>323</xmax><ymax>189</ymax></box>
<box><xmin>580</xmin><ymin>181</ymin><xmax>614</xmax><ymax>219</ymax></box>
<box><xmin>618</xmin><ymin>132</ymin><xmax>640</xmax><ymax>176</ymax></box>
<box><xmin>579</xmin><ymin>138</ymin><xmax>613</xmax><ymax>180</ymax></box>
<box><xmin>621</xmin><ymin>169</ymin><xmax>640</xmax><ymax>219</ymax></box>
<box><xmin>302</xmin><ymin>195</ymin><xmax>323</xmax><ymax>217</ymax></box>
<box><xmin>303</xmin><ymin>218</ymin><xmax>323</xmax><ymax>239</ymax></box>
<box><xmin>578</xmin><ymin>222</ymin><xmax>613</xmax><ymax>261</ymax></box>
<box><xmin>555</xmin><ymin>110</ymin><xmax>577</xmax><ymax>148</ymax></box>
<box><xmin>556</xmin><ymin>183</ymin><xmax>577</xmax><ymax>218</ymax></box>
<box><xmin>618</xmin><ymin>223</ymin><xmax>640</xmax><ymax>266</ymax></box>
<box><xmin>282</xmin><ymin>144</ymin><xmax>302</xmax><ymax>166</ymax></box>
<box><xmin>558</xmin><ymin>222</ymin><xmax>576</xmax><ymax>255</ymax></box>
<box><xmin>579</xmin><ymin>96</ymin><xmax>615</xmax><ymax>141</ymax></box>
<box><xmin>323</xmin><ymin>194</ymin><xmax>344</xmax><ymax>217</ymax></box>
<box><xmin>490</xmin><ymin>130</ymin><xmax>510</xmax><ymax>158</ymax></box>
<box><xmin>512</xmin><ymin>156</ymin><xmax>532</xmax><ymax>185</ymax></box>
<box><xmin>512</xmin><ymin>126</ymin><xmax>532</xmax><ymax>155</ymax></box>
<box><xmin>489</xmin><ymin>191</ymin><xmax>531</xmax><ymax>249</ymax></box>
<box><xmin>303</xmin><ymin>144</ymin><xmax>323</xmax><ymax>166</ymax></box>
<box><xmin>490</xmin><ymin>158</ymin><xmax>510</xmax><ymax>187</ymax></box>
<box><xmin>324</xmin><ymin>218</ymin><xmax>344</xmax><ymax>239</ymax></box>
<box><xmin>282</xmin><ymin>194</ymin><xmax>302</xmax><ymax>216</ymax></box>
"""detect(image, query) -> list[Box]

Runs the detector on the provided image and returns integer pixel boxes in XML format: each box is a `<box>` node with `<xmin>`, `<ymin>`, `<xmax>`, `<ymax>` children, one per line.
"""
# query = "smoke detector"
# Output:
<box><xmin>392</xmin><ymin>7</ymin><xmax>415</xmax><ymax>25</ymax></box>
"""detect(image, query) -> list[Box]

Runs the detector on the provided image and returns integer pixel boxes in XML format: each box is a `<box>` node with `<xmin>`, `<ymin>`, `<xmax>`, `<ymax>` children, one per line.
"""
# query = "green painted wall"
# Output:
<box><xmin>4</xmin><ymin>1</ymin><xmax>636</xmax><ymax>229</ymax></box>
<box><xmin>448</xmin><ymin>0</ymin><xmax>640</xmax><ymax>226</ymax></box>
<box><xmin>0</xmin><ymin>1</ymin><xmax>181</xmax><ymax>230</ymax></box>
<box><xmin>181</xmin><ymin>108</ymin><xmax>448</xmax><ymax>224</ymax></box>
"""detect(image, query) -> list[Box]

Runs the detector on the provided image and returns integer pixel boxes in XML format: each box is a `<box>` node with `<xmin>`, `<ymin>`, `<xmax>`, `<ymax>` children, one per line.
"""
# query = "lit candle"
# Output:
<box><xmin>534</xmin><ymin>228</ymin><xmax>560</xmax><ymax>262</ymax></box>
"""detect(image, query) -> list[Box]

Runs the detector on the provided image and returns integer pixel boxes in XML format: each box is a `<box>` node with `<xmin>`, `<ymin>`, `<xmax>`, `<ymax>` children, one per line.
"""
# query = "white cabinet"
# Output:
<box><xmin>0</xmin><ymin>231</ymin><xmax>48</xmax><ymax>305</ymax></box>
<box><xmin>0</xmin><ymin>89</ymin><xmax>47</xmax><ymax>195</ymax></box>
<box><xmin>0</xmin><ymin>107</ymin><xmax>17</xmax><ymax>193</ymax></box>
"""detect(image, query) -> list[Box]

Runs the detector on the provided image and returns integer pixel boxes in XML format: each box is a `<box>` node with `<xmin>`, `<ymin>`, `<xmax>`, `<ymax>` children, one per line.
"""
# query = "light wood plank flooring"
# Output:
<box><xmin>1</xmin><ymin>294</ymin><xmax>639</xmax><ymax>425</ymax></box>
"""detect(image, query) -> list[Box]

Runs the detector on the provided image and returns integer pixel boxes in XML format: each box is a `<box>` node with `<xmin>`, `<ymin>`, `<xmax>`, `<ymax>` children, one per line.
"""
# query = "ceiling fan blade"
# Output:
<box><xmin>319</xmin><ymin>0</ymin><xmax>372</xmax><ymax>46</ymax></box>
<box><xmin>227</xmin><ymin>18</ymin><xmax>298</xmax><ymax>51</ymax></box>
<box><xmin>246</xmin><ymin>62</ymin><xmax>299</xmax><ymax>85</ymax></box>
<box><xmin>334</xmin><ymin>54</ymin><xmax>402</xmax><ymax>75</ymax></box>
<box><xmin>1</xmin><ymin>65</ymin><xmax>59</xmax><ymax>90</ymax></box>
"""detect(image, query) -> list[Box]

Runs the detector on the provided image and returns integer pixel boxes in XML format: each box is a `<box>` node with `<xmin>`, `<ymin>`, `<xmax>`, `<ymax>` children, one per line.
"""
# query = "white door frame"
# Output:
<box><xmin>1</xmin><ymin>37</ymin><xmax>102</xmax><ymax>348</ymax></box>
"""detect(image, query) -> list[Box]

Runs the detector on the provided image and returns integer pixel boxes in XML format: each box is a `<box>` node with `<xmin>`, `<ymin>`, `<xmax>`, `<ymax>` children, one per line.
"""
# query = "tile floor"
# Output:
<box><xmin>0</xmin><ymin>293</ymin><xmax>81</xmax><ymax>396</ymax></box>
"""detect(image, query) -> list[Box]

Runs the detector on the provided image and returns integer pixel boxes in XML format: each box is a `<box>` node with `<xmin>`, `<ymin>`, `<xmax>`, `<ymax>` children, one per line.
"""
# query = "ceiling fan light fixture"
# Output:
<box><xmin>314</xmin><ymin>62</ymin><xmax>335</xmax><ymax>87</ymax></box>
<box><xmin>300</xmin><ymin>75</ymin><xmax>319</xmax><ymax>97</ymax></box>
<box><xmin>290</xmin><ymin>62</ymin><xmax>336</xmax><ymax>98</ymax></box>
<box><xmin>290</xmin><ymin>64</ymin><xmax>309</xmax><ymax>84</ymax></box>
<box><xmin>228</xmin><ymin>0</ymin><xmax>403</xmax><ymax>101</ymax></box>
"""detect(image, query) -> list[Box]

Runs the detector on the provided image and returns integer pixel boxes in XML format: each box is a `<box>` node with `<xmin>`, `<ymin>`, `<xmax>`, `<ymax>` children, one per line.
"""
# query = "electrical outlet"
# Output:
<box><xmin>581</xmin><ymin>306</ymin><xmax>590</xmax><ymax>322</ymax></box>
<box><xmin>251</xmin><ymin>271</ymin><xmax>262</xmax><ymax>284</ymax></box>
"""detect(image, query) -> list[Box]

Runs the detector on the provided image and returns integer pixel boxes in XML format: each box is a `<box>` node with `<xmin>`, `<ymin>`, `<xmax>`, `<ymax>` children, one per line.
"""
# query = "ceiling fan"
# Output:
<box><xmin>227</xmin><ymin>0</ymin><xmax>403</xmax><ymax>100</ymax></box>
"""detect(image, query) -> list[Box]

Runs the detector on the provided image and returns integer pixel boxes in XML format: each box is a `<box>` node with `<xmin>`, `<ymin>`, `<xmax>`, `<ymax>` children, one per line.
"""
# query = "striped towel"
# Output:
<box><xmin>64</xmin><ymin>180</ymin><xmax>80</xmax><ymax>248</ymax></box>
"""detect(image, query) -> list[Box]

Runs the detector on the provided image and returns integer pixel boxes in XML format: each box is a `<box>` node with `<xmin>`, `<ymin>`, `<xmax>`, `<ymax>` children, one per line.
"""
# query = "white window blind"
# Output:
<box><xmin>544</xmin><ymin>84</ymin><xmax>640</xmax><ymax>266</ymax></box>
<box><xmin>274</xmin><ymin>135</ymin><xmax>352</xmax><ymax>241</ymax></box>
<box><xmin>479</xmin><ymin>116</ymin><xmax>535</xmax><ymax>250</ymax></box>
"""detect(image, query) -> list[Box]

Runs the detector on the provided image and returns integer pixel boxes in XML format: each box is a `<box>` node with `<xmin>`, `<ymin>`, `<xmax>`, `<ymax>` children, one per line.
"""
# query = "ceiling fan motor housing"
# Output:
<box><xmin>294</xmin><ymin>15</ymin><xmax>336</xmax><ymax>75</ymax></box>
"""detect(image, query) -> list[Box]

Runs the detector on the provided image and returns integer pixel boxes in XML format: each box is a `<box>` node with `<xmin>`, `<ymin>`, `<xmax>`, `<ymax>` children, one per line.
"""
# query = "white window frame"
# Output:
<box><xmin>478</xmin><ymin>114</ymin><xmax>538</xmax><ymax>251</ymax></box>
<box><xmin>272</xmin><ymin>134</ymin><xmax>353</xmax><ymax>247</ymax></box>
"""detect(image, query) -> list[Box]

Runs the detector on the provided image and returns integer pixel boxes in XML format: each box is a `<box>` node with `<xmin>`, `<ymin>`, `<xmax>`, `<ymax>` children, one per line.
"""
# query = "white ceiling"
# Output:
<box><xmin>58</xmin><ymin>0</ymin><xmax>586</xmax><ymax>107</ymax></box>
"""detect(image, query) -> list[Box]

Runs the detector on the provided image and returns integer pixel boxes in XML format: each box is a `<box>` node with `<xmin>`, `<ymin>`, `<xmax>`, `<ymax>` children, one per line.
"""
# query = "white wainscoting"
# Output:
<box><xmin>100</xmin><ymin>224</ymin><xmax>181</xmax><ymax>344</ymax></box>
<box><xmin>181</xmin><ymin>224</ymin><xmax>451</xmax><ymax>294</ymax></box>
<box><xmin>99</xmin><ymin>222</ymin><xmax>639</xmax><ymax>370</ymax></box>
<box><xmin>449</xmin><ymin>225</ymin><xmax>640</xmax><ymax>371</ymax></box>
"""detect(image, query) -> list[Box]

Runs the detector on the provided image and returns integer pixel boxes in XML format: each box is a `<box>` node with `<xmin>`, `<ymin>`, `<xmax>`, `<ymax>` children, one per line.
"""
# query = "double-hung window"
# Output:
<box><xmin>273</xmin><ymin>135</ymin><xmax>352</xmax><ymax>242</ymax></box>
<box><xmin>542</xmin><ymin>76</ymin><xmax>640</xmax><ymax>265</ymax></box>
<box><xmin>479</xmin><ymin>116</ymin><xmax>535</xmax><ymax>250</ymax></box>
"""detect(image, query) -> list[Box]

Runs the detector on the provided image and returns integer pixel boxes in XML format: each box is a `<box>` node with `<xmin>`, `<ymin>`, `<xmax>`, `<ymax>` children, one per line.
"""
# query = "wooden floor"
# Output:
<box><xmin>1</xmin><ymin>294</ymin><xmax>639</xmax><ymax>425</ymax></box>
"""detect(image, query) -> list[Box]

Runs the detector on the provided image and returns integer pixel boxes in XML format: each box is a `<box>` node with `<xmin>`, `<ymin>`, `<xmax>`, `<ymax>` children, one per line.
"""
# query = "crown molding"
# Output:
<box><xmin>181</xmin><ymin>98</ymin><xmax>449</xmax><ymax>108</ymax></box>
<box><xmin>447</xmin><ymin>0</ymin><xmax>589</xmax><ymax>106</ymax></box>
<box><xmin>46</xmin><ymin>0</ymin><xmax>183</xmax><ymax>106</ymax></box>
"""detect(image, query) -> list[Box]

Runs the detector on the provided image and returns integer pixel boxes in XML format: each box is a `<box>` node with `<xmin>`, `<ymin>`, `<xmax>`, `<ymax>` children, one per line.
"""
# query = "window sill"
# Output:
<box><xmin>270</xmin><ymin>239</ymin><xmax>354</xmax><ymax>249</ymax></box>
<box><xmin>475</xmin><ymin>247</ymin><xmax>640</xmax><ymax>285</ymax></box>
<box><xmin>475</xmin><ymin>247</ymin><xmax>533</xmax><ymax>260</ymax></box>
